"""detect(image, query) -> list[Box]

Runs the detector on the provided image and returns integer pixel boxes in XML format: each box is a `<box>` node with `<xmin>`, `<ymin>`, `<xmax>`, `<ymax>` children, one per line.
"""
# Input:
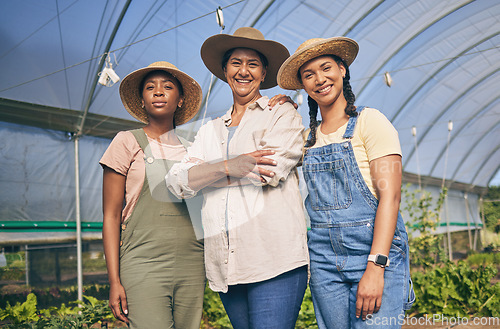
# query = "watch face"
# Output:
<box><xmin>376</xmin><ymin>254</ymin><xmax>388</xmax><ymax>265</ymax></box>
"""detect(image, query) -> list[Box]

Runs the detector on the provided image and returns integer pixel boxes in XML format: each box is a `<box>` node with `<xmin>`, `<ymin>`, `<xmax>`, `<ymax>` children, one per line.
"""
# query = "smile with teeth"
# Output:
<box><xmin>236</xmin><ymin>79</ymin><xmax>252</xmax><ymax>83</ymax></box>
<box><xmin>316</xmin><ymin>85</ymin><xmax>332</xmax><ymax>94</ymax></box>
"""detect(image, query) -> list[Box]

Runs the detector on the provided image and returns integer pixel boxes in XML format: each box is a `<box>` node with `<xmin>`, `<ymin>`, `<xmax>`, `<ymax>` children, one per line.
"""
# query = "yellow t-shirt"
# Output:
<box><xmin>310</xmin><ymin>107</ymin><xmax>402</xmax><ymax>198</ymax></box>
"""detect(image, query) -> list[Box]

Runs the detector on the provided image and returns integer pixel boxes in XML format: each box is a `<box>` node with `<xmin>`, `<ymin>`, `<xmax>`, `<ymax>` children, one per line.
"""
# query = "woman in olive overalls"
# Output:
<box><xmin>101</xmin><ymin>61</ymin><xmax>205</xmax><ymax>328</ymax></box>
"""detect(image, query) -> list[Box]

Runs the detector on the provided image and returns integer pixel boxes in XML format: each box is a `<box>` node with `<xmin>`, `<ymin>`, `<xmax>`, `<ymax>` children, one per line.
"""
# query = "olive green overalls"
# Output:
<box><xmin>119</xmin><ymin>129</ymin><xmax>205</xmax><ymax>329</ymax></box>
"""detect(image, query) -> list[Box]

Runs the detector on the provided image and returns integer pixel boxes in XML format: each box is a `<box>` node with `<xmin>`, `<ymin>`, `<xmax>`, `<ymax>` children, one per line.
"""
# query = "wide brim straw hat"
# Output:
<box><xmin>277</xmin><ymin>37</ymin><xmax>359</xmax><ymax>90</ymax></box>
<box><xmin>200</xmin><ymin>27</ymin><xmax>290</xmax><ymax>89</ymax></box>
<box><xmin>119</xmin><ymin>61</ymin><xmax>202</xmax><ymax>125</ymax></box>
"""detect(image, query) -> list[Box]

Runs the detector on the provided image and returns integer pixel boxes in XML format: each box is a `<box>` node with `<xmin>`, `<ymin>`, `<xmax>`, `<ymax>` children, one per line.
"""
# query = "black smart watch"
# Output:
<box><xmin>367</xmin><ymin>254</ymin><xmax>390</xmax><ymax>268</ymax></box>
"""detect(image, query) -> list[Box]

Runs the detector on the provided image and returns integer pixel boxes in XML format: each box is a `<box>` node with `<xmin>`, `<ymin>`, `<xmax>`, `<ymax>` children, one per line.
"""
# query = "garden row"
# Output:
<box><xmin>1</xmin><ymin>257</ymin><xmax>499</xmax><ymax>328</ymax></box>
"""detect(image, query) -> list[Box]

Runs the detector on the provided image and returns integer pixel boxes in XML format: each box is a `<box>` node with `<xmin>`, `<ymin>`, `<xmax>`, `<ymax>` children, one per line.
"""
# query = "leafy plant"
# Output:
<box><xmin>465</xmin><ymin>252</ymin><xmax>500</xmax><ymax>267</ymax></box>
<box><xmin>481</xmin><ymin>185</ymin><xmax>500</xmax><ymax>233</ymax></box>
<box><xmin>402</xmin><ymin>185</ymin><xmax>448</xmax><ymax>269</ymax></box>
<box><xmin>411</xmin><ymin>261</ymin><xmax>500</xmax><ymax>318</ymax></box>
<box><xmin>76</xmin><ymin>295</ymin><xmax>114</xmax><ymax>325</ymax></box>
<box><xmin>0</xmin><ymin>283</ymin><xmax>110</xmax><ymax>309</ymax></box>
<box><xmin>0</xmin><ymin>293</ymin><xmax>115</xmax><ymax>328</ymax></box>
<box><xmin>0</xmin><ymin>292</ymin><xmax>39</xmax><ymax>326</ymax></box>
<box><xmin>201</xmin><ymin>285</ymin><xmax>232</xmax><ymax>328</ymax></box>
<box><xmin>295</xmin><ymin>287</ymin><xmax>318</xmax><ymax>329</ymax></box>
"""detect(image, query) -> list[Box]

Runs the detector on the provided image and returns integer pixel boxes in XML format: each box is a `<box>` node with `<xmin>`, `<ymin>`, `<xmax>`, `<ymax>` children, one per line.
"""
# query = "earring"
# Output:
<box><xmin>141</xmin><ymin>104</ymin><xmax>145</xmax><ymax>109</ymax></box>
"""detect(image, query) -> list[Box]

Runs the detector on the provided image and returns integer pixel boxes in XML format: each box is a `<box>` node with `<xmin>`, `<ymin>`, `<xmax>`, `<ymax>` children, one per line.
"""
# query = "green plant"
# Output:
<box><xmin>481</xmin><ymin>185</ymin><xmax>500</xmax><ymax>233</ymax></box>
<box><xmin>0</xmin><ymin>292</ymin><xmax>115</xmax><ymax>328</ymax></box>
<box><xmin>0</xmin><ymin>283</ymin><xmax>110</xmax><ymax>309</ymax></box>
<box><xmin>402</xmin><ymin>185</ymin><xmax>448</xmax><ymax>269</ymax></box>
<box><xmin>76</xmin><ymin>295</ymin><xmax>114</xmax><ymax>325</ymax></box>
<box><xmin>0</xmin><ymin>267</ymin><xmax>26</xmax><ymax>281</ymax></box>
<box><xmin>466</xmin><ymin>252</ymin><xmax>500</xmax><ymax>267</ymax></box>
<box><xmin>411</xmin><ymin>261</ymin><xmax>500</xmax><ymax>318</ymax></box>
<box><xmin>0</xmin><ymin>292</ymin><xmax>39</xmax><ymax>327</ymax></box>
<box><xmin>201</xmin><ymin>285</ymin><xmax>232</xmax><ymax>328</ymax></box>
<box><xmin>295</xmin><ymin>287</ymin><xmax>318</xmax><ymax>329</ymax></box>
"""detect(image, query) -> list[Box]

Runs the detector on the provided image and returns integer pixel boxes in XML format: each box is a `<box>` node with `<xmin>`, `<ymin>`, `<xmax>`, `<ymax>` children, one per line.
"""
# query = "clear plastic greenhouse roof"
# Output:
<box><xmin>1</xmin><ymin>0</ymin><xmax>499</xmax><ymax>188</ymax></box>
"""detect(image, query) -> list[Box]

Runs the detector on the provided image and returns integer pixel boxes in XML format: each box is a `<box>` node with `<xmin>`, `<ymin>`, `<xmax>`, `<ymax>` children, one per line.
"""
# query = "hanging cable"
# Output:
<box><xmin>56</xmin><ymin>0</ymin><xmax>73</xmax><ymax>109</ymax></box>
<box><xmin>201</xmin><ymin>6</ymin><xmax>225</xmax><ymax>126</ymax></box>
<box><xmin>1</xmin><ymin>9</ymin><xmax>495</xmax><ymax>95</ymax></box>
<box><xmin>350</xmin><ymin>45</ymin><xmax>500</xmax><ymax>84</ymax></box>
<box><xmin>0</xmin><ymin>0</ymin><xmax>80</xmax><ymax>61</ymax></box>
<box><xmin>0</xmin><ymin>1</ymin><xmax>244</xmax><ymax>94</ymax></box>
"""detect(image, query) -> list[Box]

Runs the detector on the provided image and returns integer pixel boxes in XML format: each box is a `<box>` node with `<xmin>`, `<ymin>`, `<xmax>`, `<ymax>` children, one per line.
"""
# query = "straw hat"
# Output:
<box><xmin>119</xmin><ymin>61</ymin><xmax>202</xmax><ymax>125</ymax></box>
<box><xmin>200</xmin><ymin>27</ymin><xmax>290</xmax><ymax>89</ymax></box>
<box><xmin>277</xmin><ymin>37</ymin><xmax>359</xmax><ymax>90</ymax></box>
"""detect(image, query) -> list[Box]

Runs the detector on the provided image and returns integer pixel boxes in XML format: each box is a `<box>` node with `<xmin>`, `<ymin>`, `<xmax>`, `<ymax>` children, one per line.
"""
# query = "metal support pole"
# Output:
<box><xmin>464</xmin><ymin>193</ymin><xmax>473</xmax><ymax>251</ymax></box>
<box><xmin>25</xmin><ymin>244</ymin><xmax>29</xmax><ymax>286</ymax></box>
<box><xmin>445</xmin><ymin>195</ymin><xmax>453</xmax><ymax>260</ymax></box>
<box><xmin>75</xmin><ymin>137</ymin><xmax>83</xmax><ymax>301</ymax></box>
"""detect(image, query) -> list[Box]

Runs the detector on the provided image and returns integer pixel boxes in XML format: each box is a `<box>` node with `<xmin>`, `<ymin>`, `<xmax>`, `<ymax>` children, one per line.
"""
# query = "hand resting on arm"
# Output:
<box><xmin>187</xmin><ymin>150</ymin><xmax>277</xmax><ymax>191</ymax></box>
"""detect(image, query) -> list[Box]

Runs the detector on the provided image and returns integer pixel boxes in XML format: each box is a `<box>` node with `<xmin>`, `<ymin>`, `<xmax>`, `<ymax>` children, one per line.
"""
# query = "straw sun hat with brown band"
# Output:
<box><xmin>119</xmin><ymin>61</ymin><xmax>202</xmax><ymax>125</ymax></box>
<box><xmin>200</xmin><ymin>27</ymin><xmax>290</xmax><ymax>89</ymax></box>
<box><xmin>277</xmin><ymin>37</ymin><xmax>359</xmax><ymax>91</ymax></box>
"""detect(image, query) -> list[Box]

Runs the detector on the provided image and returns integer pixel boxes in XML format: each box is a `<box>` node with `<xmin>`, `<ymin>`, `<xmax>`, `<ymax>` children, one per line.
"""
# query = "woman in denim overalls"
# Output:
<box><xmin>277</xmin><ymin>38</ymin><xmax>415</xmax><ymax>328</ymax></box>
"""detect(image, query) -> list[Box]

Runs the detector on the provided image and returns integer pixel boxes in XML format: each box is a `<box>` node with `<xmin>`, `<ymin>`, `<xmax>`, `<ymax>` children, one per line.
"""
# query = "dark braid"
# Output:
<box><xmin>338</xmin><ymin>57</ymin><xmax>357</xmax><ymax>118</ymax></box>
<box><xmin>305</xmin><ymin>96</ymin><xmax>319</xmax><ymax>147</ymax></box>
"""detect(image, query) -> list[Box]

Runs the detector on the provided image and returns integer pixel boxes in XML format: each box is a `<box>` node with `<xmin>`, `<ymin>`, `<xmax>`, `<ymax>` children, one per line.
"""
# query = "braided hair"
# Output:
<box><xmin>303</xmin><ymin>55</ymin><xmax>357</xmax><ymax>147</ymax></box>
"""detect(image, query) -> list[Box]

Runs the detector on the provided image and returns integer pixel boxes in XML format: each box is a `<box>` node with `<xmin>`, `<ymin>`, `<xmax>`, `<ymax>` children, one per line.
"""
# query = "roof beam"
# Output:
<box><xmin>429</xmin><ymin>96</ymin><xmax>500</xmax><ymax>176</ymax></box>
<box><xmin>0</xmin><ymin>97</ymin><xmax>143</xmax><ymax>139</ymax></box>
<box><xmin>471</xmin><ymin>145</ymin><xmax>500</xmax><ymax>187</ymax></box>
<box><xmin>76</xmin><ymin>0</ymin><xmax>132</xmax><ymax>137</ymax></box>
<box><xmin>391</xmin><ymin>32</ymin><xmax>500</xmax><ymax>125</ymax></box>
<box><xmin>355</xmin><ymin>0</ymin><xmax>474</xmax><ymax>98</ymax></box>
<box><xmin>403</xmin><ymin>67</ymin><xmax>500</xmax><ymax>171</ymax></box>
<box><xmin>449</xmin><ymin>119</ymin><xmax>500</xmax><ymax>182</ymax></box>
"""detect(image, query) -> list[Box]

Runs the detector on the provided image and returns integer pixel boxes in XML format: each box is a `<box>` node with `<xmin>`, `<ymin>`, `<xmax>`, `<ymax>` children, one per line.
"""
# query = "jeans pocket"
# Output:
<box><xmin>404</xmin><ymin>278</ymin><xmax>416</xmax><ymax>310</ymax></box>
<box><xmin>304</xmin><ymin>159</ymin><xmax>352</xmax><ymax>210</ymax></box>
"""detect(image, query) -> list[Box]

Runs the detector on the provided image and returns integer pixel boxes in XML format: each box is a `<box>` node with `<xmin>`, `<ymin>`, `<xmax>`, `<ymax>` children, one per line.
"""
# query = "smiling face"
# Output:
<box><xmin>299</xmin><ymin>55</ymin><xmax>346</xmax><ymax>109</ymax></box>
<box><xmin>140</xmin><ymin>71</ymin><xmax>183</xmax><ymax>123</ymax></box>
<box><xmin>223</xmin><ymin>48</ymin><xmax>267</xmax><ymax>103</ymax></box>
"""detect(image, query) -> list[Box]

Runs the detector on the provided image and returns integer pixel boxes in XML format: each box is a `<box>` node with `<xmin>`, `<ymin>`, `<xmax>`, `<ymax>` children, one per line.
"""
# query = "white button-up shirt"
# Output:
<box><xmin>166</xmin><ymin>96</ymin><xmax>309</xmax><ymax>292</ymax></box>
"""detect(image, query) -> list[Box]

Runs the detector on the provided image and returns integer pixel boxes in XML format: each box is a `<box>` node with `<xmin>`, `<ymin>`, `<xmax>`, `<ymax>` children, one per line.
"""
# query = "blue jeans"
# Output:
<box><xmin>218</xmin><ymin>266</ymin><xmax>308</xmax><ymax>329</ymax></box>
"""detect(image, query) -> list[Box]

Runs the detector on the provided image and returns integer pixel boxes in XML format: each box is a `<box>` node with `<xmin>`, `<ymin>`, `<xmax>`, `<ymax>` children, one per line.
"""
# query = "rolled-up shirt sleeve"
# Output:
<box><xmin>166</xmin><ymin>161</ymin><xmax>198</xmax><ymax>199</ymax></box>
<box><xmin>252</xmin><ymin>103</ymin><xmax>304</xmax><ymax>187</ymax></box>
<box><xmin>166</xmin><ymin>127</ymin><xmax>207</xmax><ymax>199</ymax></box>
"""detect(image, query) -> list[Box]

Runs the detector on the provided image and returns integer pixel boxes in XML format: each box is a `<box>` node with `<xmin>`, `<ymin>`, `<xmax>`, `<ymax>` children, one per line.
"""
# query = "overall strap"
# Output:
<box><xmin>130</xmin><ymin>128</ymin><xmax>149</xmax><ymax>153</ymax></box>
<box><xmin>177</xmin><ymin>135</ymin><xmax>191</xmax><ymax>149</ymax></box>
<box><xmin>130</xmin><ymin>128</ymin><xmax>189</xmax><ymax>155</ymax></box>
<box><xmin>342</xmin><ymin>106</ymin><xmax>366</xmax><ymax>139</ymax></box>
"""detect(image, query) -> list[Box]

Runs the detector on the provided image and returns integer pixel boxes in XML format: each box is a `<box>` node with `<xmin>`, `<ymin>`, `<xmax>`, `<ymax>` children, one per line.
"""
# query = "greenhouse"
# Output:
<box><xmin>0</xmin><ymin>0</ymin><xmax>499</xmax><ymax>327</ymax></box>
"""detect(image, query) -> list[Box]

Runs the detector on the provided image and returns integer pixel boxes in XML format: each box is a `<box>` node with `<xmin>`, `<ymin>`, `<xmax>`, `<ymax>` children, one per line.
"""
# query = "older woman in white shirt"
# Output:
<box><xmin>166</xmin><ymin>27</ymin><xmax>308</xmax><ymax>329</ymax></box>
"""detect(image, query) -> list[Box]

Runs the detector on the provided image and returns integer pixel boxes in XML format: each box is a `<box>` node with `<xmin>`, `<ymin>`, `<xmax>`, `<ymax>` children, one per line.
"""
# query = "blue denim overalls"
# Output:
<box><xmin>302</xmin><ymin>107</ymin><xmax>415</xmax><ymax>329</ymax></box>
